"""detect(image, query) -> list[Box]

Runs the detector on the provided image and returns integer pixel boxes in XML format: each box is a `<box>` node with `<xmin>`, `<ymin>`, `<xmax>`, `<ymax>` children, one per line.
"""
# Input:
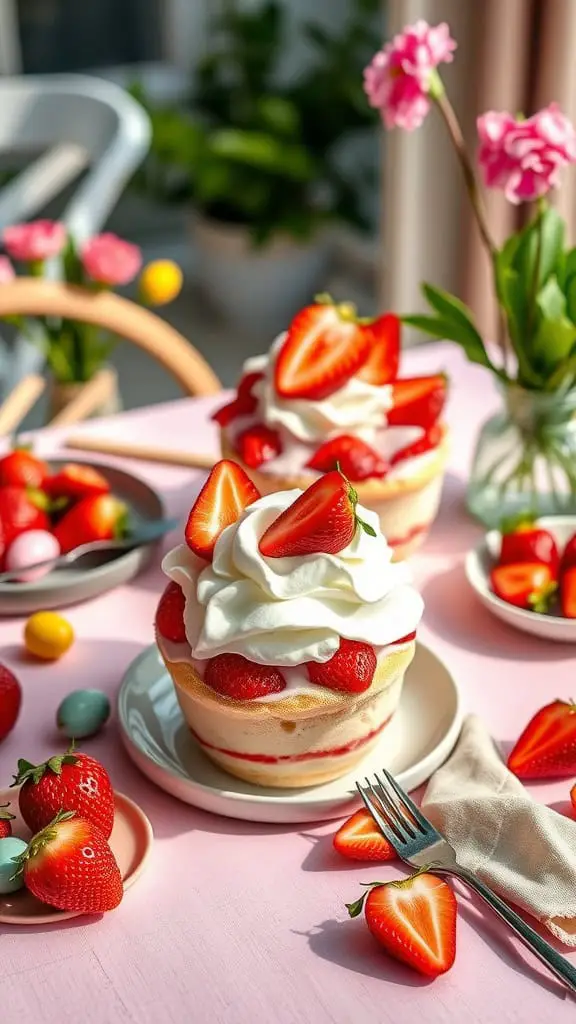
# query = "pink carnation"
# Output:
<box><xmin>364</xmin><ymin>20</ymin><xmax>456</xmax><ymax>131</ymax></box>
<box><xmin>0</xmin><ymin>256</ymin><xmax>15</xmax><ymax>283</ymax></box>
<box><xmin>82</xmin><ymin>233</ymin><xmax>142</xmax><ymax>286</ymax></box>
<box><xmin>3</xmin><ymin>220</ymin><xmax>66</xmax><ymax>262</ymax></box>
<box><xmin>477</xmin><ymin>103</ymin><xmax>576</xmax><ymax>204</ymax></box>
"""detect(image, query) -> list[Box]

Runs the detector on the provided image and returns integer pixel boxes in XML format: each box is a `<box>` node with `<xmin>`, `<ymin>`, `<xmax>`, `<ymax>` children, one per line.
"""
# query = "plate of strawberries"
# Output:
<box><xmin>0</xmin><ymin>448</ymin><xmax>164</xmax><ymax>614</ymax></box>
<box><xmin>466</xmin><ymin>515</ymin><xmax>576</xmax><ymax>642</ymax></box>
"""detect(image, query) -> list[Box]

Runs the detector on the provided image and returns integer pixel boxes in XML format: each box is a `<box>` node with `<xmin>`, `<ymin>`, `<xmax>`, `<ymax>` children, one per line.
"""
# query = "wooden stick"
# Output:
<box><xmin>0</xmin><ymin>374</ymin><xmax>45</xmax><ymax>436</ymax></box>
<box><xmin>49</xmin><ymin>368</ymin><xmax>117</xmax><ymax>427</ymax></box>
<box><xmin>64</xmin><ymin>434</ymin><xmax>217</xmax><ymax>469</ymax></box>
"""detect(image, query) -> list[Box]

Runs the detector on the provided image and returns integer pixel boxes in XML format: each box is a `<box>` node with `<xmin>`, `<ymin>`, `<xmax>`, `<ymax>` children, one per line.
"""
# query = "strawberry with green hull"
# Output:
<box><xmin>387</xmin><ymin>375</ymin><xmax>447</xmax><ymax>430</ymax></box>
<box><xmin>14</xmin><ymin>810</ymin><xmax>123</xmax><ymax>914</ymax></box>
<box><xmin>185</xmin><ymin>459</ymin><xmax>260</xmax><ymax>561</ymax></box>
<box><xmin>508</xmin><ymin>700</ymin><xmax>576</xmax><ymax>778</ymax></box>
<box><xmin>347</xmin><ymin>871</ymin><xmax>457</xmax><ymax>978</ymax></box>
<box><xmin>0</xmin><ymin>448</ymin><xmax>49</xmax><ymax>489</ymax></box>
<box><xmin>53</xmin><ymin>493</ymin><xmax>127</xmax><ymax>554</ymax></box>
<box><xmin>307</xmin><ymin>435</ymin><xmax>388</xmax><ymax>481</ymax></box>
<box><xmin>490</xmin><ymin>562</ymin><xmax>557</xmax><ymax>611</ymax></box>
<box><xmin>333</xmin><ymin>809</ymin><xmax>396</xmax><ymax>862</ymax></box>
<box><xmin>0</xmin><ymin>663</ymin><xmax>21</xmax><ymax>741</ymax></box>
<box><xmin>499</xmin><ymin>517</ymin><xmax>560</xmax><ymax>576</ymax></box>
<box><xmin>0</xmin><ymin>803</ymin><xmax>14</xmax><ymax>839</ymax></box>
<box><xmin>44</xmin><ymin>462</ymin><xmax>110</xmax><ymax>501</ymax></box>
<box><xmin>13</xmin><ymin>748</ymin><xmax>115</xmax><ymax>838</ymax></box>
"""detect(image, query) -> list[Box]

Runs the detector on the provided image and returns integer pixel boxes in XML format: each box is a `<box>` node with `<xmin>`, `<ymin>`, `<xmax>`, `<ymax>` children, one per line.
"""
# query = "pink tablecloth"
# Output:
<box><xmin>1</xmin><ymin>343</ymin><xmax>574</xmax><ymax>1024</ymax></box>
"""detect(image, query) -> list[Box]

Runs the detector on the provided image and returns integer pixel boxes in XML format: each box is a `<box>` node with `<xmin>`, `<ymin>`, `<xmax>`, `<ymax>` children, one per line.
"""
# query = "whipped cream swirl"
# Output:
<box><xmin>243</xmin><ymin>334</ymin><xmax>393</xmax><ymax>444</ymax></box>
<box><xmin>162</xmin><ymin>490</ymin><xmax>423</xmax><ymax>666</ymax></box>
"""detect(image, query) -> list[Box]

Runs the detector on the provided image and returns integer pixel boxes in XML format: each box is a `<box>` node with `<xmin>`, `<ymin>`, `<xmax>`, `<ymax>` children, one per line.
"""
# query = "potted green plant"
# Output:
<box><xmin>132</xmin><ymin>0</ymin><xmax>379</xmax><ymax>335</ymax></box>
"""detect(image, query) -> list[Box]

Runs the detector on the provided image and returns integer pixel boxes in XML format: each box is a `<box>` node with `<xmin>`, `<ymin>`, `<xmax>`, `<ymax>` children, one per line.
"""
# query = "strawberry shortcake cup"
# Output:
<box><xmin>213</xmin><ymin>298</ymin><xmax>449</xmax><ymax>560</ymax></box>
<box><xmin>155</xmin><ymin>460</ymin><xmax>423</xmax><ymax>788</ymax></box>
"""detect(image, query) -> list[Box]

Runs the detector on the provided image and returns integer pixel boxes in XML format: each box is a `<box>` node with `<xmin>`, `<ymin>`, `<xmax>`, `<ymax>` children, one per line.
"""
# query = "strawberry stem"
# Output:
<box><xmin>0</xmin><ymin>802</ymin><xmax>15</xmax><ymax>821</ymax></box>
<box><xmin>11</xmin><ymin>744</ymin><xmax>79</xmax><ymax>788</ymax></box>
<box><xmin>10</xmin><ymin>809</ymin><xmax>75</xmax><ymax>880</ymax></box>
<box><xmin>528</xmin><ymin>580</ymin><xmax>557</xmax><ymax>613</ymax></box>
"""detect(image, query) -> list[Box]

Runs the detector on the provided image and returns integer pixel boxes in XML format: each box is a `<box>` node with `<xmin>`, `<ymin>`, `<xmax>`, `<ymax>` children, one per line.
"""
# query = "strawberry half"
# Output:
<box><xmin>306</xmin><ymin>639</ymin><xmax>376</xmax><ymax>693</ymax></box>
<box><xmin>357</xmin><ymin>313</ymin><xmax>400</xmax><ymax>385</ymax></box>
<box><xmin>53</xmin><ymin>493</ymin><xmax>126</xmax><ymax>554</ymax></box>
<box><xmin>212</xmin><ymin>372</ymin><xmax>264</xmax><ymax>427</ymax></box>
<box><xmin>499</xmin><ymin>516</ymin><xmax>559</xmax><ymax>576</ymax></box>
<box><xmin>185</xmin><ymin>460</ymin><xmax>261</xmax><ymax>561</ymax></box>
<box><xmin>15</xmin><ymin>811</ymin><xmax>123</xmax><ymax>914</ymax></box>
<box><xmin>490</xmin><ymin>561</ymin><xmax>556</xmax><ymax>612</ymax></box>
<box><xmin>236</xmin><ymin>424</ymin><xmax>282</xmax><ymax>469</ymax></box>
<box><xmin>390</xmin><ymin>424</ymin><xmax>442</xmax><ymax>466</ymax></box>
<box><xmin>259</xmin><ymin>470</ymin><xmax>375</xmax><ymax>558</ymax></box>
<box><xmin>204</xmin><ymin>654</ymin><xmax>286</xmax><ymax>700</ymax></box>
<box><xmin>13</xmin><ymin>748</ymin><xmax>115</xmax><ymax>839</ymax></box>
<box><xmin>347</xmin><ymin>872</ymin><xmax>457</xmax><ymax>978</ymax></box>
<box><xmin>333</xmin><ymin>809</ymin><xmax>396</xmax><ymax>862</ymax></box>
<box><xmin>274</xmin><ymin>298</ymin><xmax>371</xmax><ymax>400</ymax></box>
<box><xmin>0</xmin><ymin>663</ymin><xmax>21</xmax><ymax>742</ymax></box>
<box><xmin>0</xmin><ymin>448</ymin><xmax>49</xmax><ymax>489</ymax></box>
<box><xmin>0</xmin><ymin>802</ymin><xmax>15</xmax><ymax>839</ymax></box>
<box><xmin>306</xmin><ymin>435</ymin><xmax>388</xmax><ymax>481</ymax></box>
<box><xmin>44</xmin><ymin>463</ymin><xmax>110</xmax><ymax>501</ymax></box>
<box><xmin>387</xmin><ymin>375</ymin><xmax>447</xmax><ymax>430</ymax></box>
<box><xmin>561</xmin><ymin>566</ymin><xmax>576</xmax><ymax>618</ymax></box>
<box><xmin>155</xmin><ymin>581</ymin><xmax>187</xmax><ymax>643</ymax></box>
<box><xmin>508</xmin><ymin>700</ymin><xmax>576</xmax><ymax>778</ymax></box>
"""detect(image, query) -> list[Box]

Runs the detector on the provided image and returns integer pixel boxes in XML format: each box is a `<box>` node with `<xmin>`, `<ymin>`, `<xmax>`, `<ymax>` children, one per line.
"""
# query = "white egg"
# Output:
<box><xmin>5</xmin><ymin>530</ymin><xmax>61</xmax><ymax>582</ymax></box>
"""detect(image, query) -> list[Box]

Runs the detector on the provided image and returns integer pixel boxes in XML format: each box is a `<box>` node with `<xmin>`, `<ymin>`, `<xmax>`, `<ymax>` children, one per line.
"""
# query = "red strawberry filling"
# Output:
<box><xmin>204</xmin><ymin>653</ymin><xmax>286</xmax><ymax>700</ymax></box>
<box><xmin>306</xmin><ymin>639</ymin><xmax>376</xmax><ymax>693</ymax></box>
<box><xmin>307</xmin><ymin>435</ymin><xmax>388</xmax><ymax>481</ymax></box>
<box><xmin>156</xmin><ymin>581</ymin><xmax>187</xmax><ymax>643</ymax></box>
<box><xmin>212</xmin><ymin>372</ymin><xmax>264</xmax><ymax>426</ymax></box>
<box><xmin>236</xmin><ymin>424</ymin><xmax>282</xmax><ymax>469</ymax></box>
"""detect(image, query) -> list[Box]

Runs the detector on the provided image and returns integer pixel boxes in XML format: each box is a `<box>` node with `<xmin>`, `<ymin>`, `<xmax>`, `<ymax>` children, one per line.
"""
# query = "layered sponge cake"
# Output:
<box><xmin>155</xmin><ymin>460</ymin><xmax>423</xmax><ymax>788</ymax></box>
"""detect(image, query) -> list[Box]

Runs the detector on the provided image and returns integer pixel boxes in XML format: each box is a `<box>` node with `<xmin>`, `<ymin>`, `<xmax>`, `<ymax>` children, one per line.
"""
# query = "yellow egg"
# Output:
<box><xmin>139</xmin><ymin>259</ymin><xmax>183</xmax><ymax>306</ymax></box>
<box><xmin>24</xmin><ymin>611</ymin><xmax>74</xmax><ymax>660</ymax></box>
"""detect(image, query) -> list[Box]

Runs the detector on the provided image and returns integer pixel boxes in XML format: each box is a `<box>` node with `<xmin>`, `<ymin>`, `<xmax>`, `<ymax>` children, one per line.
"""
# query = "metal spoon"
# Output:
<box><xmin>0</xmin><ymin>517</ymin><xmax>179</xmax><ymax>584</ymax></box>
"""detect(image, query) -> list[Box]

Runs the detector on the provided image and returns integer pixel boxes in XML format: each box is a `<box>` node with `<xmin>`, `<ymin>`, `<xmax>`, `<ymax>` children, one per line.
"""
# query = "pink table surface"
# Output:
<box><xmin>0</xmin><ymin>342</ymin><xmax>575</xmax><ymax>1024</ymax></box>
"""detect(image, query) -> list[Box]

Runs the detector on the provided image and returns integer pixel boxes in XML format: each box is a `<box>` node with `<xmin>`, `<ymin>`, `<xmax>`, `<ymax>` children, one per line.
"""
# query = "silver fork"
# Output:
<box><xmin>357</xmin><ymin>769</ymin><xmax>576</xmax><ymax>994</ymax></box>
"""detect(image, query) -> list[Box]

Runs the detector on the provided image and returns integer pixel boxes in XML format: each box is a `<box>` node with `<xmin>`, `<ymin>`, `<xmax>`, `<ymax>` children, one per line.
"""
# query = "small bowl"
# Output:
<box><xmin>465</xmin><ymin>515</ymin><xmax>576</xmax><ymax>643</ymax></box>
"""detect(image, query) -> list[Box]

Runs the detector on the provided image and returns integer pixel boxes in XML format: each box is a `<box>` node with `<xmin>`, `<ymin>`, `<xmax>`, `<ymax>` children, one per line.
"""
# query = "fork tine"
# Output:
<box><xmin>356</xmin><ymin>782</ymin><xmax>404</xmax><ymax>851</ymax></box>
<box><xmin>371</xmin><ymin>774</ymin><xmax>417</xmax><ymax>838</ymax></box>
<box><xmin>379</xmin><ymin>766</ymin><xmax>430</xmax><ymax>833</ymax></box>
<box><xmin>366</xmin><ymin>777</ymin><xmax>413</xmax><ymax>843</ymax></box>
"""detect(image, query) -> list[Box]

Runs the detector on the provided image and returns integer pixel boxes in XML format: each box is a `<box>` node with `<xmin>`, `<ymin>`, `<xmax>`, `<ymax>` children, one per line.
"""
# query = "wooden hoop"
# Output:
<box><xmin>0</xmin><ymin>279</ymin><xmax>222</xmax><ymax>397</ymax></box>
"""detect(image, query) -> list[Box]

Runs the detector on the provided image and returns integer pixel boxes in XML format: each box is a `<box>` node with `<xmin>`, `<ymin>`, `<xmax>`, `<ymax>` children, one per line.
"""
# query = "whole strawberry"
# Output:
<box><xmin>13</xmin><ymin>747</ymin><xmax>114</xmax><ymax>838</ymax></box>
<box><xmin>0</xmin><ymin>448</ymin><xmax>49</xmax><ymax>489</ymax></box>
<box><xmin>14</xmin><ymin>810</ymin><xmax>123</xmax><ymax>913</ymax></box>
<box><xmin>0</xmin><ymin>663</ymin><xmax>22</xmax><ymax>741</ymax></box>
<box><xmin>0</xmin><ymin>802</ymin><xmax>15</xmax><ymax>838</ymax></box>
<box><xmin>53</xmin><ymin>493</ymin><xmax>127</xmax><ymax>554</ymax></box>
<box><xmin>0</xmin><ymin>486</ymin><xmax>49</xmax><ymax>550</ymax></box>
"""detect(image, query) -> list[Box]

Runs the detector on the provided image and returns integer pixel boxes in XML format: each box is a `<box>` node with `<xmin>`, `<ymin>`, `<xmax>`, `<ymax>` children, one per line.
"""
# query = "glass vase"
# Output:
<box><xmin>467</xmin><ymin>383</ymin><xmax>576</xmax><ymax>527</ymax></box>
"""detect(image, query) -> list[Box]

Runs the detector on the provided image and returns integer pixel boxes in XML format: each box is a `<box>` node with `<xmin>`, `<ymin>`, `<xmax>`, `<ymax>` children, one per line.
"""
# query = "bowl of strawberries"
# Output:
<box><xmin>0</xmin><ymin>449</ymin><xmax>164</xmax><ymax>615</ymax></box>
<box><xmin>465</xmin><ymin>515</ymin><xmax>576</xmax><ymax>642</ymax></box>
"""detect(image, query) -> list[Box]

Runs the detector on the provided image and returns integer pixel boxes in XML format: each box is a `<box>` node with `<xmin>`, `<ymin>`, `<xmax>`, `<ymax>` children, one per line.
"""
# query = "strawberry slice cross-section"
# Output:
<box><xmin>307</xmin><ymin>435</ymin><xmax>388</xmax><ymax>481</ymax></box>
<box><xmin>185</xmin><ymin>459</ymin><xmax>261</xmax><ymax>561</ymax></box>
<box><xmin>357</xmin><ymin>312</ymin><xmax>401</xmax><ymax>386</ymax></box>
<box><xmin>274</xmin><ymin>298</ymin><xmax>371</xmax><ymax>401</ymax></box>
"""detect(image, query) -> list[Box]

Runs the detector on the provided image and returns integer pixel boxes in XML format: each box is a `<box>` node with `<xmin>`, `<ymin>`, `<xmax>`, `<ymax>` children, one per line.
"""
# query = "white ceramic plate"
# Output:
<box><xmin>465</xmin><ymin>515</ymin><xmax>576</xmax><ymax>643</ymax></box>
<box><xmin>117</xmin><ymin>642</ymin><xmax>462</xmax><ymax>824</ymax></box>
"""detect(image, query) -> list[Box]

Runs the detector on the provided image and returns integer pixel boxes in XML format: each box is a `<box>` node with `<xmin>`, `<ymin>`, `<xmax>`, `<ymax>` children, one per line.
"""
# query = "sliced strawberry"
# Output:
<box><xmin>0</xmin><ymin>449</ymin><xmax>49</xmax><ymax>489</ymax></box>
<box><xmin>156</xmin><ymin>581</ymin><xmax>187</xmax><ymax>643</ymax></box>
<box><xmin>508</xmin><ymin>699</ymin><xmax>576</xmax><ymax>778</ymax></box>
<box><xmin>561</xmin><ymin>532</ymin><xmax>576</xmax><ymax>573</ymax></box>
<box><xmin>211</xmin><ymin>372</ymin><xmax>264</xmax><ymax>426</ymax></box>
<box><xmin>357</xmin><ymin>313</ymin><xmax>400</xmax><ymax>385</ymax></box>
<box><xmin>204</xmin><ymin>654</ymin><xmax>286</xmax><ymax>700</ymax></box>
<box><xmin>499</xmin><ymin>516</ymin><xmax>559</xmax><ymax>576</ymax></box>
<box><xmin>306</xmin><ymin>638</ymin><xmax>376</xmax><ymax>693</ymax></box>
<box><xmin>236</xmin><ymin>424</ymin><xmax>282</xmax><ymax>469</ymax></box>
<box><xmin>259</xmin><ymin>470</ymin><xmax>375</xmax><ymax>558</ymax></box>
<box><xmin>490</xmin><ymin>561</ymin><xmax>556</xmax><ymax>612</ymax></box>
<box><xmin>185</xmin><ymin>459</ymin><xmax>261</xmax><ymax>561</ymax></box>
<box><xmin>392</xmin><ymin>630</ymin><xmax>416</xmax><ymax>645</ymax></box>
<box><xmin>387</xmin><ymin>375</ymin><xmax>447</xmax><ymax>430</ymax></box>
<box><xmin>389</xmin><ymin>424</ymin><xmax>442</xmax><ymax>466</ymax></box>
<box><xmin>306</xmin><ymin>435</ymin><xmax>388</xmax><ymax>481</ymax></box>
<box><xmin>347</xmin><ymin>872</ymin><xmax>457</xmax><ymax>978</ymax></box>
<box><xmin>561</xmin><ymin>566</ymin><xmax>576</xmax><ymax>618</ymax></box>
<box><xmin>333</xmin><ymin>809</ymin><xmax>396</xmax><ymax>862</ymax></box>
<box><xmin>274</xmin><ymin>299</ymin><xmax>371</xmax><ymax>400</ymax></box>
<box><xmin>44</xmin><ymin>463</ymin><xmax>110</xmax><ymax>501</ymax></box>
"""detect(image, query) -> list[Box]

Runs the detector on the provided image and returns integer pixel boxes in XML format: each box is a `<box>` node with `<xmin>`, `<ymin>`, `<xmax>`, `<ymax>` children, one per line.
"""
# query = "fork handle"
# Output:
<box><xmin>450</xmin><ymin>868</ymin><xmax>576</xmax><ymax>994</ymax></box>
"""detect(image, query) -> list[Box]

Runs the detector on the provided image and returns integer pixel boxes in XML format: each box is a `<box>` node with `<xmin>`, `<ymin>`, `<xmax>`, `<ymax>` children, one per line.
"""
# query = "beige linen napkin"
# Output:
<box><xmin>421</xmin><ymin>714</ymin><xmax>576</xmax><ymax>946</ymax></box>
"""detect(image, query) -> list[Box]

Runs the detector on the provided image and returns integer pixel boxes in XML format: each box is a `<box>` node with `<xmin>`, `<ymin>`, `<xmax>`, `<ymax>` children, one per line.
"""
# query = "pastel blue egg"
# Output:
<box><xmin>57</xmin><ymin>689</ymin><xmax>111</xmax><ymax>739</ymax></box>
<box><xmin>0</xmin><ymin>837</ymin><xmax>27</xmax><ymax>893</ymax></box>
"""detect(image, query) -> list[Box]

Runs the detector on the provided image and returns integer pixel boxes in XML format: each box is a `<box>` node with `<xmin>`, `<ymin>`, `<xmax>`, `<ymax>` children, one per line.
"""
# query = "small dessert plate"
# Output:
<box><xmin>466</xmin><ymin>515</ymin><xmax>576</xmax><ymax>643</ymax></box>
<box><xmin>0</xmin><ymin>790</ymin><xmax>153</xmax><ymax>925</ymax></box>
<box><xmin>118</xmin><ymin>642</ymin><xmax>462</xmax><ymax>825</ymax></box>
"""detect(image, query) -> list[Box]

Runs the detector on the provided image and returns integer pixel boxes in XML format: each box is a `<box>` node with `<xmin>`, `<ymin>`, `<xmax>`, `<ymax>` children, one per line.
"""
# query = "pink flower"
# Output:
<box><xmin>477</xmin><ymin>103</ymin><xmax>576</xmax><ymax>203</ymax></box>
<box><xmin>0</xmin><ymin>257</ymin><xmax>15</xmax><ymax>283</ymax></box>
<box><xmin>3</xmin><ymin>220</ymin><xmax>66</xmax><ymax>262</ymax></box>
<box><xmin>82</xmin><ymin>233</ymin><xmax>142</xmax><ymax>286</ymax></box>
<box><xmin>364</xmin><ymin>20</ymin><xmax>456</xmax><ymax>131</ymax></box>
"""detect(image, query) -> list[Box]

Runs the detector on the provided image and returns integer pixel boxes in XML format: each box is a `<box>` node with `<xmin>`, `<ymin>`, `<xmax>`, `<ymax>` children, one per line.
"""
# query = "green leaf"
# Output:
<box><xmin>256</xmin><ymin>96</ymin><xmax>300</xmax><ymax>137</ymax></box>
<box><xmin>565</xmin><ymin>274</ymin><xmax>576</xmax><ymax>324</ymax></box>
<box><xmin>513</xmin><ymin>206</ymin><xmax>565</xmax><ymax>288</ymax></box>
<box><xmin>421</xmin><ymin>283</ymin><xmax>481</xmax><ymax>336</ymax></box>
<box><xmin>402</xmin><ymin>314</ymin><xmax>505</xmax><ymax>377</ymax></box>
<box><xmin>536</xmin><ymin>275</ymin><xmax>566</xmax><ymax>321</ymax></box>
<box><xmin>532</xmin><ymin>315</ymin><xmax>576</xmax><ymax>373</ymax></box>
<box><xmin>209</xmin><ymin>129</ymin><xmax>316</xmax><ymax>181</ymax></box>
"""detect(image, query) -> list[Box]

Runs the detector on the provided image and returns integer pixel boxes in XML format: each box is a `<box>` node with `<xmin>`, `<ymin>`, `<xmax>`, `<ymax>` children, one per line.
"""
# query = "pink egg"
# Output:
<box><xmin>5</xmin><ymin>530</ymin><xmax>61</xmax><ymax>582</ymax></box>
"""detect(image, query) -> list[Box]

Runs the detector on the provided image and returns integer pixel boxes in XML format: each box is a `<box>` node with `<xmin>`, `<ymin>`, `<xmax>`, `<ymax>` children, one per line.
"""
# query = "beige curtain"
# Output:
<box><xmin>381</xmin><ymin>0</ymin><xmax>576</xmax><ymax>342</ymax></box>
